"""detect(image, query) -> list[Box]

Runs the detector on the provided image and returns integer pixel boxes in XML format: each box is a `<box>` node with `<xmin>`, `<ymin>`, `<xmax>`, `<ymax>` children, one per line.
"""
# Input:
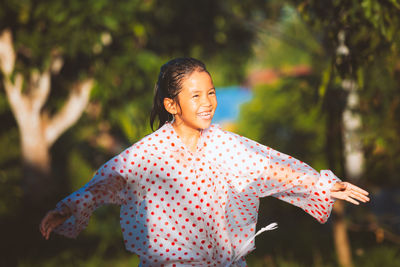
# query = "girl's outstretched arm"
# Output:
<box><xmin>260</xmin><ymin>148</ymin><xmax>370</xmax><ymax>222</ymax></box>
<box><xmin>39</xmin><ymin>145</ymin><xmax>141</xmax><ymax>239</ymax></box>
<box><xmin>218</xmin><ymin>129</ymin><xmax>370</xmax><ymax>223</ymax></box>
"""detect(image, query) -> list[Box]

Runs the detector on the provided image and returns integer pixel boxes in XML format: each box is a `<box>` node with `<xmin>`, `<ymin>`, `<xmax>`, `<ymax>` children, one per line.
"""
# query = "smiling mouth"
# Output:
<box><xmin>197</xmin><ymin>111</ymin><xmax>213</xmax><ymax>119</ymax></box>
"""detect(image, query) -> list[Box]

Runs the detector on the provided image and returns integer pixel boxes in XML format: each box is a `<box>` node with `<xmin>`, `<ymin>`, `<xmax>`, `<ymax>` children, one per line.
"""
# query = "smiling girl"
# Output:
<box><xmin>40</xmin><ymin>57</ymin><xmax>369</xmax><ymax>266</ymax></box>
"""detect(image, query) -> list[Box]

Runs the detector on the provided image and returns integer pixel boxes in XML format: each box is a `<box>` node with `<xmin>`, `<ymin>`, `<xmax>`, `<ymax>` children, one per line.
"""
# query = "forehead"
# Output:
<box><xmin>181</xmin><ymin>71</ymin><xmax>213</xmax><ymax>92</ymax></box>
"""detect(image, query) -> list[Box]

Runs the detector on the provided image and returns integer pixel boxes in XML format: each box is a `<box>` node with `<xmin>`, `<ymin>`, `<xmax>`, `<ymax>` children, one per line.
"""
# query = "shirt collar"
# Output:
<box><xmin>162</xmin><ymin>122</ymin><xmax>220</xmax><ymax>154</ymax></box>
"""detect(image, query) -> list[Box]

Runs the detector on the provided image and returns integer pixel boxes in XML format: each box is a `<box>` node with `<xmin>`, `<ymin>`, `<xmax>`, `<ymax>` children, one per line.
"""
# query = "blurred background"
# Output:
<box><xmin>1</xmin><ymin>0</ymin><xmax>400</xmax><ymax>266</ymax></box>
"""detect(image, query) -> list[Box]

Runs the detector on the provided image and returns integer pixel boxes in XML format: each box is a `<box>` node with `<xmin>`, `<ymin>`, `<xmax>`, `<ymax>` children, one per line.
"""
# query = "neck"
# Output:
<box><xmin>172</xmin><ymin>121</ymin><xmax>202</xmax><ymax>153</ymax></box>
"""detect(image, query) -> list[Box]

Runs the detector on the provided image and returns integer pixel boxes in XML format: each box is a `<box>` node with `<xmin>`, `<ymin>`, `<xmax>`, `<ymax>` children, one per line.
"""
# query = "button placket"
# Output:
<box><xmin>193</xmin><ymin>155</ymin><xmax>208</xmax><ymax>215</ymax></box>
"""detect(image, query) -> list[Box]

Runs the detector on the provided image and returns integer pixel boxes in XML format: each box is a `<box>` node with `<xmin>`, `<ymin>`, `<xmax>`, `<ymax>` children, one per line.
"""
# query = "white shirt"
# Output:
<box><xmin>54</xmin><ymin>122</ymin><xmax>340</xmax><ymax>266</ymax></box>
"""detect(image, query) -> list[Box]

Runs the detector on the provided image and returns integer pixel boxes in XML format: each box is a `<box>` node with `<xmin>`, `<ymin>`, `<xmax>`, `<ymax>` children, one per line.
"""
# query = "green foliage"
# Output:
<box><xmin>0</xmin><ymin>127</ymin><xmax>22</xmax><ymax>216</ymax></box>
<box><xmin>1</xmin><ymin>0</ymin><xmax>400</xmax><ymax>266</ymax></box>
<box><xmin>238</xmin><ymin>78</ymin><xmax>328</xmax><ymax>172</ymax></box>
<box><xmin>19</xmin><ymin>244</ymin><xmax>140</xmax><ymax>267</ymax></box>
<box><xmin>293</xmin><ymin>0</ymin><xmax>400</xmax><ymax>78</ymax></box>
<box><xmin>249</xmin><ymin>6</ymin><xmax>321</xmax><ymax>70</ymax></box>
<box><xmin>246</xmin><ymin>255</ymin><xmax>309</xmax><ymax>267</ymax></box>
<box><xmin>355</xmin><ymin>246</ymin><xmax>400</xmax><ymax>267</ymax></box>
<box><xmin>238</xmin><ymin>9</ymin><xmax>328</xmax><ymax>168</ymax></box>
<box><xmin>239</xmin><ymin>3</ymin><xmax>400</xmax><ymax>265</ymax></box>
<box><xmin>359</xmin><ymin>55</ymin><xmax>400</xmax><ymax>186</ymax></box>
<box><xmin>292</xmin><ymin>0</ymin><xmax>400</xmax><ymax>185</ymax></box>
<box><xmin>67</xmin><ymin>150</ymin><xmax>94</xmax><ymax>190</ymax></box>
<box><xmin>0</xmin><ymin>0</ymin><xmax>291</xmax><ymax>266</ymax></box>
<box><xmin>245</xmin><ymin>246</ymin><xmax>400</xmax><ymax>267</ymax></box>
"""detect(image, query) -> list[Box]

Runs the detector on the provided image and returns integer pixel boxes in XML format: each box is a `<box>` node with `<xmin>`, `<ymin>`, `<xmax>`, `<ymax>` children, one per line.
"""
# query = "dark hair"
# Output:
<box><xmin>150</xmin><ymin>57</ymin><xmax>209</xmax><ymax>130</ymax></box>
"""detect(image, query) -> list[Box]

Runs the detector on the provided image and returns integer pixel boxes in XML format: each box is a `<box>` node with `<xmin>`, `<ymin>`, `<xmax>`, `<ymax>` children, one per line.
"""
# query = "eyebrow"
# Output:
<box><xmin>191</xmin><ymin>88</ymin><xmax>215</xmax><ymax>93</ymax></box>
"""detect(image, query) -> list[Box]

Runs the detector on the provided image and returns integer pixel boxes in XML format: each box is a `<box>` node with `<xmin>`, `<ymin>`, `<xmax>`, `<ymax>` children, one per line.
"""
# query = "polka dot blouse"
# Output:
<box><xmin>54</xmin><ymin>122</ymin><xmax>340</xmax><ymax>266</ymax></box>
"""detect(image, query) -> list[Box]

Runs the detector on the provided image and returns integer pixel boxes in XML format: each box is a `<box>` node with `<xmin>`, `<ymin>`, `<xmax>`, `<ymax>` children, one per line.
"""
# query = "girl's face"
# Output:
<box><xmin>171</xmin><ymin>70</ymin><xmax>217</xmax><ymax>131</ymax></box>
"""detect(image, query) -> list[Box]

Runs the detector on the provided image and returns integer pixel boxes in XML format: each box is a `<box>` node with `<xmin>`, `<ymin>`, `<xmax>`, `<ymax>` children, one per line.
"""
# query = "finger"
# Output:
<box><xmin>45</xmin><ymin>225</ymin><xmax>53</xmax><ymax>240</ymax></box>
<box><xmin>347</xmin><ymin>185</ymin><xmax>370</xmax><ymax>198</ymax></box>
<box><xmin>40</xmin><ymin>218</ymin><xmax>48</xmax><ymax>237</ymax></box>
<box><xmin>346</xmin><ymin>183</ymin><xmax>369</xmax><ymax>195</ymax></box>
<box><xmin>43</xmin><ymin>223</ymin><xmax>49</xmax><ymax>239</ymax></box>
<box><xmin>40</xmin><ymin>214</ymin><xmax>54</xmax><ymax>236</ymax></box>
<box><xmin>345</xmin><ymin>196</ymin><xmax>359</xmax><ymax>205</ymax></box>
<box><xmin>43</xmin><ymin>227</ymin><xmax>48</xmax><ymax>239</ymax></box>
<box><xmin>41</xmin><ymin>223</ymin><xmax>48</xmax><ymax>237</ymax></box>
<box><xmin>350</xmin><ymin>191</ymin><xmax>370</xmax><ymax>202</ymax></box>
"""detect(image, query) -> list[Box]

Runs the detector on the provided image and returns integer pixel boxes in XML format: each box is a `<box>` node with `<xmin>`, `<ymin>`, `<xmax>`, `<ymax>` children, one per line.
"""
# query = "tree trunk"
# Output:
<box><xmin>325</xmin><ymin>84</ymin><xmax>354</xmax><ymax>267</ymax></box>
<box><xmin>19</xmin><ymin>114</ymin><xmax>53</xmax><ymax>204</ymax></box>
<box><xmin>0</xmin><ymin>29</ymin><xmax>93</xmax><ymax>205</ymax></box>
<box><xmin>1</xmin><ymin>27</ymin><xmax>95</xmax><ymax>267</ymax></box>
<box><xmin>332</xmin><ymin>201</ymin><xmax>353</xmax><ymax>267</ymax></box>
<box><xmin>342</xmin><ymin>79</ymin><xmax>364</xmax><ymax>182</ymax></box>
<box><xmin>328</xmin><ymin>29</ymin><xmax>365</xmax><ymax>267</ymax></box>
<box><xmin>332</xmin><ymin>78</ymin><xmax>364</xmax><ymax>267</ymax></box>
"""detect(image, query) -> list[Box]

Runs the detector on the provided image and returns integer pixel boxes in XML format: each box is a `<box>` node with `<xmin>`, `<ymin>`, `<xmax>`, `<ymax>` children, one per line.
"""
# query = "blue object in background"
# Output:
<box><xmin>213</xmin><ymin>86</ymin><xmax>253</xmax><ymax>124</ymax></box>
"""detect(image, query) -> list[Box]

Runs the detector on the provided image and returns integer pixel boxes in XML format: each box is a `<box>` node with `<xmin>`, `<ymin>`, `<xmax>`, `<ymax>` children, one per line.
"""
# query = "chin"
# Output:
<box><xmin>197</xmin><ymin>119</ymin><xmax>213</xmax><ymax>130</ymax></box>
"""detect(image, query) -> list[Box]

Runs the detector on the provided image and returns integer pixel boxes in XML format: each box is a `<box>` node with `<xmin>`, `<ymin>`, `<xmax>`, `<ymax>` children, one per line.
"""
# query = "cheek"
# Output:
<box><xmin>211</xmin><ymin>96</ymin><xmax>218</xmax><ymax>109</ymax></box>
<box><xmin>181</xmin><ymin>100</ymin><xmax>198</xmax><ymax>115</ymax></box>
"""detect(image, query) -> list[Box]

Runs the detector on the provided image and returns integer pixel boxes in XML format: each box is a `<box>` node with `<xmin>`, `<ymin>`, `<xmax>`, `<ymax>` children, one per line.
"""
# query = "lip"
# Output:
<box><xmin>197</xmin><ymin>111</ymin><xmax>213</xmax><ymax>120</ymax></box>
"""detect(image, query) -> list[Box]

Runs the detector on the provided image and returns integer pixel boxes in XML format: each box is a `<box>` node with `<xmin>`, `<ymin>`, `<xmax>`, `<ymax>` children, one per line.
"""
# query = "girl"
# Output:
<box><xmin>40</xmin><ymin>57</ymin><xmax>369</xmax><ymax>266</ymax></box>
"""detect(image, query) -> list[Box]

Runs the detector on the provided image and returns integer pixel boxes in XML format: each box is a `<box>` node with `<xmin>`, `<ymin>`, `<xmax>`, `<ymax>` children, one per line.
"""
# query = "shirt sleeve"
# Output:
<box><xmin>223</xmin><ymin>131</ymin><xmax>341</xmax><ymax>223</ymax></box>
<box><xmin>261</xmin><ymin>147</ymin><xmax>341</xmax><ymax>223</ymax></box>
<box><xmin>53</xmin><ymin>149</ymin><xmax>132</xmax><ymax>238</ymax></box>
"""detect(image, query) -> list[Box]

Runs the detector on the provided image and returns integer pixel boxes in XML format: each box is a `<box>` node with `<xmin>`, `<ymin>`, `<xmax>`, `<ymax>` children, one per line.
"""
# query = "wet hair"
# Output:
<box><xmin>150</xmin><ymin>57</ymin><xmax>210</xmax><ymax>130</ymax></box>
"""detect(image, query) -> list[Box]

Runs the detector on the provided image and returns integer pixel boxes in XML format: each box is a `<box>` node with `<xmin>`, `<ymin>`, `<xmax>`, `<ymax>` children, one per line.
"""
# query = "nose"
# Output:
<box><xmin>201</xmin><ymin>94</ymin><xmax>213</xmax><ymax>107</ymax></box>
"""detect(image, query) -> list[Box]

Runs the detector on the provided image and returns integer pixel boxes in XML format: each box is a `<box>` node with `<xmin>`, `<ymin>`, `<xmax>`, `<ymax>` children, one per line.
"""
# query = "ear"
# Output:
<box><xmin>163</xmin><ymin>97</ymin><xmax>178</xmax><ymax>115</ymax></box>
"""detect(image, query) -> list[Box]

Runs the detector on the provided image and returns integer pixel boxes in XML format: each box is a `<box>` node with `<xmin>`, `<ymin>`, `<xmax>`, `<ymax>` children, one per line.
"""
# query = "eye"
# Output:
<box><xmin>192</xmin><ymin>94</ymin><xmax>199</xmax><ymax>98</ymax></box>
<box><xmin>209</xmin><ymin>91</ymin><xmax>216</xmax><ymax>95</ymax></box>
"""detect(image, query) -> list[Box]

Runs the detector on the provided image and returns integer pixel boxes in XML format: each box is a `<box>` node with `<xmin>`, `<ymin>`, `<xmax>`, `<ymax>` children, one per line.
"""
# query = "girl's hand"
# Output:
<box><xmin>330</xmin><ymin>182</ymin><xmax>370</xmax><ymax>205</ymax></box>
<box><xmin>39</xmin><ymin>208</ymin><xmax>70</xmax><ymax>240</ymax></box>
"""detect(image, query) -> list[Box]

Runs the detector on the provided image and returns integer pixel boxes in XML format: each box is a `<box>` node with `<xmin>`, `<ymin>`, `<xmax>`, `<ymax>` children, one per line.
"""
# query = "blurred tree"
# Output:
<box><xmin>237</xmin><ymin>12</ymin><xmax>334</xmax><ymax>265</ymax></box>
<box><xmin>239</xmin><ymin>2</ymin><xmax>400</xmax><ymax>265</ymax></box>
<box><xmin>0</xmin><ymin>0</ymin><xmax>282</xmax><ymax>265</ymax></box>
<box><xmin>291</xmin><ymin>1</ymin><xmax>400</xmax><ymax>266</ymax></box>
<box><xmin>291</xmin><ymin>0</ymin><xmax>400</xmax><ymax>183</ymax></box>
<box><xmin>0</xmin><ymin>29</ymin><xmax>93</xmax><ymax>204</ymax></box>
<box><xmin>239</xmin><ymin>1</ymin><xmax>400</xmax><ymax>266</ymax></box>
<box><xmin>0</xmin><ymin>0</ymin><xmax>275</xmax><ymax>205</ymax></box>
